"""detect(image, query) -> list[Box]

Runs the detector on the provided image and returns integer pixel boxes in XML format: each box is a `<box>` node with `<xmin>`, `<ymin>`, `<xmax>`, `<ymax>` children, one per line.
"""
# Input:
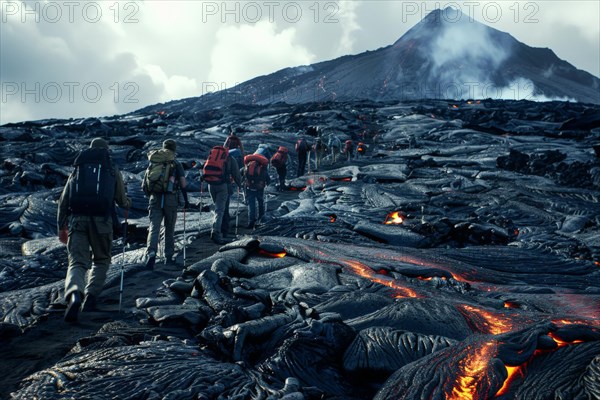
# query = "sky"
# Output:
<box><xmin>1</xmin><ymin>0</ymin><xmax>599</xmax><ymax>124</ymax></box>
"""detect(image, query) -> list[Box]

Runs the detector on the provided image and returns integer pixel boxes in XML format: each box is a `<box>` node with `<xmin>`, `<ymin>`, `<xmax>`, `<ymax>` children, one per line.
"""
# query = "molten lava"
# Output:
<box><xmin>258</xmin><ymin>249</ymin><xmax>286</xmax><ymax>258</ymax></box>
<box><xmin>341</xmin><ymin>259</ymin><xmax>420</xmax><ymax>298</ymax></box>
<box><xmin>449</xmin><ymin>341</ymin><xmax>496</xmax><ymax>399</ymax></box>
<box><xmin>459</xmin><ymin>305</ymin><xmax>515</xmax><ymax>335</ymax></box>
<box><xmin>384</xmin><ymin>211</ymin><xmax>404</xmax><ymax>225</ymax></box>
<box><xmin>495</xmin><ymin>365</ymin><xmax>523</xmax><ymax>397</ymax></box>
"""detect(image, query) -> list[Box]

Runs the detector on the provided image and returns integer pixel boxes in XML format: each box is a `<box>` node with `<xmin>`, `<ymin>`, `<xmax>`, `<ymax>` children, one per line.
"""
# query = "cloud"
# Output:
<box><xmin>207</xmin><ymin>21</ymin><xmax>314</xmax><ymax>88</ymax></box>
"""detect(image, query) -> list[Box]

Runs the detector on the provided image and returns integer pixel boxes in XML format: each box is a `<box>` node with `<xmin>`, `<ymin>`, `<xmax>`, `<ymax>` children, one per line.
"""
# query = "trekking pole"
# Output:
<box><xmin>183</xmin><ymin>207</ymin><xmax>187</xmax><ymax>267</ymax></box>
<box><xmin>118</xmin><ymin>209</ymin><xmax>128</xmax><ymax>313</ymax></box>
<box><xmin>236</xmin><ymin>186</ymin><xmax>240</xmax><ymax>235</ymax></box>
<box><xmin>198</xmin><ymin>179</ymin><xmax>204</xmax><ymax>234</ymax></box>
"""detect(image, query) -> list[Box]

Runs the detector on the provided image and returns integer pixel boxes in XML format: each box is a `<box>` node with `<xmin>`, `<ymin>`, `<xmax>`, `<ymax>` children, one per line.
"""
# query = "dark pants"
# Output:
<box><xmin>297</xmin><ymin>152</ymin><xmax>307</xmax><ymax>177</ymax></box>
<box><xmin>276</xmin><ymin>166</ymin><xmax>286</xmax><ymax>190</ymax></box>
<box><xmin>247</xmin><ymin>188</ymin><xmax>265</xmax><ymax>225</ymax></box>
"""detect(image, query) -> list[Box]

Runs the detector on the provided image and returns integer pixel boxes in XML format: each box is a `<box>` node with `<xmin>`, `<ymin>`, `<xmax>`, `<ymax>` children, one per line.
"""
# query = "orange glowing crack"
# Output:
<box><xmin>459</xmin><ymin>305</ymin><xmax>515</xmax><ymax>335</ymax></box>
<box><xmin>449</xmin><ymin>341</ymin><xmax>496</xmax><ymax>400</ymax></box>
<box><xmin>495</xmin><ymin>365</ymin><xmax>522</xmax><ymax>397</ymax></box>
<box><xmin>548</xmin><ymin>332</ymin><xmax>583</xmax><ymax>347</ymax></box>
<box><xmin>258</xmin><ymin>249</ymin><xmax>286</xmax><ymax>258</ymax></box>
<box><xmin>341</xmin><ymin>259</ymin><xmax>420</xmax><ymax>298</ymax></box>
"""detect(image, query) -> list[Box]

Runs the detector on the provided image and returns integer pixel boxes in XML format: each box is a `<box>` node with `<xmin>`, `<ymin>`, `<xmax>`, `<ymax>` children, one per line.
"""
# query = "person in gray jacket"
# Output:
<box><xmin>207</xmin><ymin>155</ymin><xmax>242</xmax><ymax>244</ymax></box>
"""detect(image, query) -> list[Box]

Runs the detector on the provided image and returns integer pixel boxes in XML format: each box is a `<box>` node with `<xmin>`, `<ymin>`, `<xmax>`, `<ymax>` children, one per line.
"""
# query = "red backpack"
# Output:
<box><xmin>344</xmin><ymin>140</ymin><xmax>354</xmax><ymax>153</ymax></box>
<box><xmin>203</xmin><ymin>146</ymin><xmax>229</xmax><ymax>184</ymax></box>
<box><xmin>244</xmin><ymin>154</ymin><xmax>269</xmax><ymax>189</ymax></box>
<box><xmin>224</xmin><ymin>135</ymin><xmax>241</xmax><ymax>150</ymax></box>
<box><xmin>270</xmin><ymin>146</ymin><xmax>288</xmax><ymax>168</ymax></box>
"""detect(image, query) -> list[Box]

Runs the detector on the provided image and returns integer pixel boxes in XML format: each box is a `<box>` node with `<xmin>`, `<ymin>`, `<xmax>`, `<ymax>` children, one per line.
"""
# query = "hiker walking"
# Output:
<box><xmin>142</xmin><ymin>139</ymin><xmax>189</xmax><ymax>269</ymax></box>
<box><xmin>356</xmin><ymin>141</ymin><xmax>367</xmax><ymax>158</ymax></box>
<box><xmin>270</xmin><ymin>146</ymin><xmax>289</xmax><ymax>191</ymax></box>
<box><xmin>57</xmin><ymin>138</ymin><xmax>131</xmax><ymax>322</ymax></box>
<box><xmin>343</xmin><ymin>139</ymin><xmax>355</xmax><ymax>162</ymax></box>
<box><xmin>328</xmin><ymin>135</ymin><xmax>341</xmax><ymax>164</ymax></box>
<box><xmin>295</xmin><ymin>135</ymin><xmax>310</xmax><ymax>177</ymax></box>
<box><xmin>314</xmin><ymin>135</ymin><xmax>327</xmax><ymax>171</ymax></box>
<box><xmin>202</xmin><ymin>145</ymin><xmax>242</xmax><ymax>244</ymax></box>
<box><xmin>224</xmin><ymin>126</ymin><xmax>245</xmax><ymax>156</ymax></box>
<box><xmin>243</xmin><ymin>152</ymin><xmax>270</xmax><ymax>229</ymax></box>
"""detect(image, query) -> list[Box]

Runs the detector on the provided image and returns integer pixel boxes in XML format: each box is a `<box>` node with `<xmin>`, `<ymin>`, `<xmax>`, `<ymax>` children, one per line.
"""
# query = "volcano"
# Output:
<box><xmin>140</xmin><ymin>7</ymin><xmax>599</xmax><ymax>116</ymax></box>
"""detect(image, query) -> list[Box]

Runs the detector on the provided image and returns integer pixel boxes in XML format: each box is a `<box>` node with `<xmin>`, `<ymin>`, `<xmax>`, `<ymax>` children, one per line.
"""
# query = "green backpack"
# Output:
<box><xmin>142</xmin><ymin>149</ymin><xmax>176</xmax><ymax>194</ymax></box>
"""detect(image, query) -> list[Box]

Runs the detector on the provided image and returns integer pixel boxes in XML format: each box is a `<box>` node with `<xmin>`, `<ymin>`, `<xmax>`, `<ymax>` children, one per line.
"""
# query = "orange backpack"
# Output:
<box><xmin>202</xmin><ymin>146</ymin><xmax>229</xmax><ymax>184</ymax></box>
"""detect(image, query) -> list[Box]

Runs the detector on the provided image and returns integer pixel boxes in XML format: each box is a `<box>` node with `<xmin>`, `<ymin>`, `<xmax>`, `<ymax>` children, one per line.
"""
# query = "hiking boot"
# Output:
<box><xmin>211</xmin><ymin>233</ymin><xmax>229</xmax><ymax>245</ymax></box>
<box><xmin>145</xmin><ymin>255</ymin><xmax>156</xmax><ymax>270</ymax></box>
<box><xmin>64</xmin><ymin>291</ymin><xmax>82</xmax><ymax>323</ymax></box>
<box><xmin>164</xmin><ymin>256</ymin><xmax>178</xmax><ymax>266</ymax></box>
<box><xmin>81</xmin><ymin>294</ymin><xmax>97</xmax><ymax>312</ymax></box>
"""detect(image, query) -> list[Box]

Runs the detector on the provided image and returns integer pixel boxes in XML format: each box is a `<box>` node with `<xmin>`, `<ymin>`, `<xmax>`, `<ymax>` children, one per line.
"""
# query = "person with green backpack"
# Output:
<box><xmin>142</xmin><ymin>139</ymin><xmax>189</xmax><ymax>269</ymax></box>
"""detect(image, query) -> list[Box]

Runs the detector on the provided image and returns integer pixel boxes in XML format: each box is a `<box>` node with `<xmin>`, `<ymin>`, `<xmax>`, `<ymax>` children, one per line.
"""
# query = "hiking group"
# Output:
<box><xmin>57</xmin><ymin>128</ymin><xmax>367</xmax><ymax>322</ymax></box>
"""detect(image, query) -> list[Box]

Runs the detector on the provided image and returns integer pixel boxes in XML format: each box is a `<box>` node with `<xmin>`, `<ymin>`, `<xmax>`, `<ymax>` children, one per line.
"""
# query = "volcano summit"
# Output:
<box><xmin>144</xmin><ymin>7</ymin><xmax>600</xmax><ymax>116</ymax></box>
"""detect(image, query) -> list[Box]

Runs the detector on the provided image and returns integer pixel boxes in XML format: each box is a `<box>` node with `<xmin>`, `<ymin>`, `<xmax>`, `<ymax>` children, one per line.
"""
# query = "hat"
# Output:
<box><xmin>163</xmin><ymin>139</ymin><xmax>177</xmax><ymax>152</ymax></box>
<box><xmin>90</xmin><ymin>138</ymin><xmax>109</xmax><ymax>149</ymax></box>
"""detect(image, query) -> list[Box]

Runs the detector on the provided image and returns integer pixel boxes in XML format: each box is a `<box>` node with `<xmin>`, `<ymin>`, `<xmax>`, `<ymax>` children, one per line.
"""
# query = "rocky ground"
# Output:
<box><xmin>1</xmin><ymin>99</ymin><xmax>599</xmax><ymax>399</ymax></box>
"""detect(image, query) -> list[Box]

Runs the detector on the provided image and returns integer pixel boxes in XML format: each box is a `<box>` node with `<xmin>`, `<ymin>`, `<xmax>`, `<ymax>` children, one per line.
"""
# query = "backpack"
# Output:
<box><xmin>344</xmin><ymin>140</ymin><xmax>354</xmax><ymax>153</ymax></box>
<box><xmin>224</xmin><ymin>135</ymin><xmax>241</xmax><ymax>150</ymax></box>
<box><xmin>315</xmin><ymin>137</ymin><xmax>326</xmax><ymax>151</ymax></box>
<box><xmin>270</xmin><ymin>146</ymin><xmax>288</xmax><ymax>168</ymax></box>
<box><xmin>295</xmin><ymin>138</ymin><xmax>308</xmax><ymax>153</ymax></box>
<box><xmin>228</xmin><ymin>148</ymin><xmax>244</xmax><ymax>170</ymax></box>
<box><xmin>203</xmin><ymin>146</ymin><xmax>229</xmax><ymax>184</ymax></box>
<box><xmin>244</xmin><ymin>154</ymin><xmax>269</xmax><ymax>190</ymax></box>
<box><xmin>357</xmin><ymin>142</ymin><xmax>366</xmax><ymax>154</ymax></box>
<box><xmin>143</xmin><ymin>149</ymin><xmax>176</xmax><ymax>194</ymax></box>
<box><xmin>329</xmin><ymin>136</ymin><xmax>341</xmax><ymax>149</ymax></box>
<box><xmin>68</xmin><ymin>148</ymin><xmax>116</xmax><ymax>216</ymax></box>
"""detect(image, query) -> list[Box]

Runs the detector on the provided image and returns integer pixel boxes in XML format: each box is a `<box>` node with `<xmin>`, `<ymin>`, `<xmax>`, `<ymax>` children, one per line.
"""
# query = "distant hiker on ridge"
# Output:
<box><xmin>57</xmin><ymin>137</ymin><xmax>131</xmax><ymax>322</ymax></box>
<box><xmin>295</xmin><ymin>134</ymin><xmax>310</xmax><ymax>177</ymax></box>
<box><xmin>224</xmin><ymin>126</ymin><xmax>245</xmax><ymax>156</ymax></box>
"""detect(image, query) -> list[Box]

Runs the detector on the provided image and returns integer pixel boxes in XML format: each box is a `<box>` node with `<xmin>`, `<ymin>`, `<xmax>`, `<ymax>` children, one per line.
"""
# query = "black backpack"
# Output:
<box><xmin>68</xmin><ymin>148</ymin><xmax>116</xmax><ymax>216</ymax></box>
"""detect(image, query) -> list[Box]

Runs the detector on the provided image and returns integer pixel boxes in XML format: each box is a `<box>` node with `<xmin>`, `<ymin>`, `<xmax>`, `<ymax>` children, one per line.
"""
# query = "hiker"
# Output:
<box><xmin>314</xmin><ymin>135</ymin><xmax>327</xmax><ymax>171</ymax></box>
<box><xmin>57</xmin><ymin>137</ymin><xmax>132</xmax><ymax>322</ymax></box>
<box><xmin>255</xmin><ymin>143</ymin><xmax>276</xmax><ymax>161</ymax></box>
<box><xmin>224</xmin><ymin>127</ymin><xmax>245</xmax><ymax>156</ymax></box>
<box><xmin>203</xmin><ymin>145</ymin><xmax>242</xmax><ymax>244</ymax></box>
<box><xmin>356</xmin><ymin>141</ymin><xmax>367</xmax><ymax>158</ymax></box>
<box><xmin>328</xmin><ymin>135</ymin><xmax>341</xmax><ymax>164</ymax></box>
<box><xmin>243</xmin><ymin>152</ymin><xmax>270</xmax><ymax>228</ymax></box>
<box><xmin>142</xmin><ymin>139</ymin><xmax>189</xmax><ymax>269</ymax></box>
<box><xmin>343</xmin><ymin>139</ymin><xmax>355</xmax><ymax>162</ymax></box>
<box><xmin>295</xmin><ymin>135</ymin><xmax>310</xmax><ymax>177</ymax></box>
<box><xmin>270</xmin><ymin>146</ymin><xmax>289</xmax><ymax>191</ymax></box>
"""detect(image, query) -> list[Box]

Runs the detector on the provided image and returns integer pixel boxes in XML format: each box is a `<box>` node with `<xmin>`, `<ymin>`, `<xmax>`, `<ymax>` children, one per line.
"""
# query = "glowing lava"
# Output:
<box><xmin>495</xmin><ymin>365</ymin><xmax>522</xmax><ymax>397</ymax></box>
<box><xmin>459</xmin><ymin>305</ymin><xmax>515</xmax><ymax>335</ymax></box>
<box><xmin>258</xmin><ymin>249</ymin><xmax>286</xmax><ymax>258</ymax></box>
<box><xmin>341</xmin><ymin>259</ymin><xmax>420</xmax><ymax>298</ymax></box>
<box><xmin>384</xmin><ymin>211</ymin><xmax>404</xmax><ymax>224</ymax></box>
<box><xmin>449</xmin><ymin>341</ymin><xmax>496</xmax><ymax>399</ymax></box>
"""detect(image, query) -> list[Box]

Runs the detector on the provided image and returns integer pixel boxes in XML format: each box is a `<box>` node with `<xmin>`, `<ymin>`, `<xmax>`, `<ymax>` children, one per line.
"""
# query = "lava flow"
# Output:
<box><xmin>448</xmin><ymin>341</ymin><xmax>497</xmax><ymax>399</ymax></box>
<box><xmin>341</xmin><ymin>259</ymin><xmax>420</xmax><ymax>298</ymax></box>
<box><xmin>384</xmin><ymin>211</ymin><xmax>404</xmax><ymax>224</ymax></box>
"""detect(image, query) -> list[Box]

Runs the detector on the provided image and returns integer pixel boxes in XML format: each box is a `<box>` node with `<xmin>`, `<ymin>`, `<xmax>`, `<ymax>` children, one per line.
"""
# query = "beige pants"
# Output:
<box><xmin>64</xmin><ymin>216</ymin><xmax>113</xmax><ymax>299</ymax></box>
